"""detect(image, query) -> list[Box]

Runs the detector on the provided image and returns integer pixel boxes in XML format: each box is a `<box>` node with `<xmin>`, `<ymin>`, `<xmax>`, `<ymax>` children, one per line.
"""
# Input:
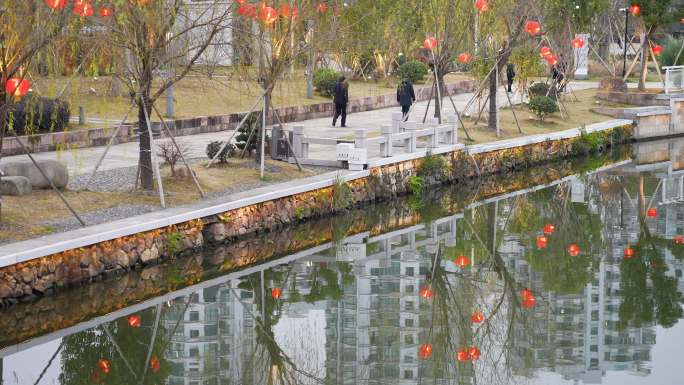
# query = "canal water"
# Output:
<box><xmin>1</xmin><ymin>140</ymin><xmax>684</xmax><ymax>385</ymax></box>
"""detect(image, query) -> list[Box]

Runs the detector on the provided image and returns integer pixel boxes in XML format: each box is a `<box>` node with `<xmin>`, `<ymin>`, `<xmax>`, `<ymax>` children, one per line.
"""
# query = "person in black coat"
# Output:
<box><xmin>506</xmin><ymin>63</ymin><xmax>516</xmax><ymax>93</ymax></box>
<box><xmin>397</xmin><ymin>77</ymin><xmax>416</xmax><ymax>121</ymax></box>
<box><xmin>332</xmin><ymin>76</ymin><xmax>349</xmax><ymax>127</ymax></box>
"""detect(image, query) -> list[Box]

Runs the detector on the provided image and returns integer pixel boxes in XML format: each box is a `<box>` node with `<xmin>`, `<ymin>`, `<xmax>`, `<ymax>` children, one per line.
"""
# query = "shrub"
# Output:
<box><xmin>166</xmin><ymin>232</ymin><xmax>183</xmax><ymax>255</ymax></box>
<box><xmin>206</xmin><ymin>141</ymin><xmax>235</xmax><ymax>163</ymax></box>
<box><xmin>332</xmin><ymin>175</ymin><xmax>353</xmax><ymax>211</ymax></box>
<box><xmin>158</xmin><ymin>140</ymin><xmax>191</xmax><ymax>176</ymax></box>
<box><xmin>528</xmin><ymin>82</ymin><xmax>550</xmax><ymax>98</ymax></box>
<box><xmin>407</xmin><ymin>175</ymin><xmax>424</xmax><ymax>196</ymax></box>
<box><xmin>418</xmin><ymin>153</ymin><xmax>445</xmax><ymax>178</ymax></box>
<box><xmin>659</xmin><ymin>36</ymin><xmax>684</xmax><ymax>67</ymax></box>
<box><xmin>397</xmin><ymin>61</ymin><xmax>429</xmax><ymax>83</ymax></box>
<box><xmin>528</xmin><ymin>96</ymin><xmax>559</xmax><ymax>121</ymax></box>
<box><xmin>8</xmin><ymin>95</ymin><xmax>70</xmax><ymax>135</ymax></box>
<box><xmin>313</xmin><ymin>68</ymin><xmax>340</xmax><ymax>97</ymax></box>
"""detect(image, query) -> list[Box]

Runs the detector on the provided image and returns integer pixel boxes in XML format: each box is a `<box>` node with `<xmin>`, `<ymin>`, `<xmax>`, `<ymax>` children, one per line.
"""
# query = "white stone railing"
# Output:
<box><xmin>664</xmin><ymin>66</ymin><xmax>684</xmax><ymax>95</ymax></box>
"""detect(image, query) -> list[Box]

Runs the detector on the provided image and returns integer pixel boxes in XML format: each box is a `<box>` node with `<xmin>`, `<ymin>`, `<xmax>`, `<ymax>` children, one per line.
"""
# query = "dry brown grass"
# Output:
<box><xmin>459</xmin><ymin>88</ymin><xmax>633</xmax><ymax>144</ymax></box>
<box><xmin>0</xmin><ymin>158</ymin><xmax>315</xmax><ymax>243</ymax></box>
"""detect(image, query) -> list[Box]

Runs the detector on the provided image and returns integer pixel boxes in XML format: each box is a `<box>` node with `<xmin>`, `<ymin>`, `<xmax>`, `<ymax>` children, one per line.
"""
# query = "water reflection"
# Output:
<box><xmin>2</xmin><ymin>147</ymin><xmax>684</xmax><ymax>385</ymax></box>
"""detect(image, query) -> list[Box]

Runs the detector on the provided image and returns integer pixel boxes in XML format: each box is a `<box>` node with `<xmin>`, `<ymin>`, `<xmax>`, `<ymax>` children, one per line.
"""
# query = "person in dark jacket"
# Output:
<box><xmin>506</xmin><ymin>63</ymin><xmax>516</xmax><ymax>93</ymax></box>
<box><xmin>397</xmin><ymin>77</ymin><xmax>416</xmax><ymax>121</ymax></box>
<box><xmin>332</xmin><ymin>76</ymin><xmax>349</xmax><ymax>127</ymax></box>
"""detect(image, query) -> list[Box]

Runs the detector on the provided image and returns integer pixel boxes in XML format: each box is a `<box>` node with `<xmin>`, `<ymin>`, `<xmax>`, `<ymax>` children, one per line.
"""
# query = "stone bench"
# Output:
<box><xmin>0</xmin><ymin>176</ymin><xmax>32</xmax><ymax>196</ymax></box>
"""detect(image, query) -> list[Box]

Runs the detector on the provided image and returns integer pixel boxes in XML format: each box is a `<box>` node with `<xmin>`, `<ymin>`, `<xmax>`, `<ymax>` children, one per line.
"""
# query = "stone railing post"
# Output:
<box><xmin>381</xmin><ymin>125</ymin><xmax>393</xmax><ymax>157</ymax></box>
<box><xmin>349</xmin><ymin>129</ymin><xmax>368</xmax><ymax>171</ymax></box>
<box><xmin>403</xmin><ymin>122</ymin><xmax>417</xmax><ymax>153</ymax></box>
<box><xmin>446</xmin><ymin>115</ymin><xmax>458</xmax><ymax>145</ymax></box>
<box><xmin>292</xmin><ymin>126</ymin><xmax>308</xmax><ymax>159</ymax></box>
<box><xmin>391</xmin><ymin>112</ymin><xmax>403</xmax><ymax>133</ymax></box>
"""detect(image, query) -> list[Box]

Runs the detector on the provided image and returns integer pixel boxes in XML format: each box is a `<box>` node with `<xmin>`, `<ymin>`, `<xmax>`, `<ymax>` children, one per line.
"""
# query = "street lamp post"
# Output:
<box><xmin>621</xmin><ymin>7</ymin><xmax>629</xmax><ymax>77</ymax></box>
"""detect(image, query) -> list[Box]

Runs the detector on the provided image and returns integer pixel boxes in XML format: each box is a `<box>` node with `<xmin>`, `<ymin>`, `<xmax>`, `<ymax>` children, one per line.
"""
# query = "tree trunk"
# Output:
<box><xmin>488</xmin><ymin>67</ymin><xmax>498</xmax><ymax>130</ymax></box>
<box><xmin>138</xmin><ymin>95</ymin><xmax>154</xmax><ymax>190</ymax></box>
<box><xmin>432</xmin><ymin>65</ymin><xmax>444</xmax><ymax>120</ymax></box>
<box><xmin>639</xmin><ymin>33</ymin><xmax>648</xmax><ymax>91</ymax></box>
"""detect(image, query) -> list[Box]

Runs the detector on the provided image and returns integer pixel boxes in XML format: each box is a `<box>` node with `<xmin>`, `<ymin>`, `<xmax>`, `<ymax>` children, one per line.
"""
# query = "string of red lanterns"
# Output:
<box><xmin>471</xmin><ymin>309</ymin><xmax>485</xmax><ymax>323</ymax></box>
<box><xmin>418</xmin><ymin>343</ymin><xmax>433</xmax><ymax>359</ymax></box>
<box><xmin>543</xmin><ymin>223</ymin><xmax>555</xmax><ymax>235</ymax></box>
<box><xmin>525</xmin><ymin>20</ymin><xmax>541</xmax><ymax>36</ymax></box>
<box><xmin>423</xmin><ymin>37</ymin><xmax>438</xmax><ymax>50</ymax></box>
<box><xmin>457</xmin><ymin>346</ymin><xmax>481</xmax><ymax>361</ymax></box>
<box><xmin>73</xmin><ymin>1</ymin><xmax>94</xmax><ymax>17</ymax></box>
<box><xmin>536</xmin><ymin>235</ymin><xmax>548</xmax><ymax>249</ymax></box>
<box><xmin>567</xmin><ymin>243</ymin><xmax>581</xmax><ymax>257</ymax></box>
<box><xmin>4</xmin><ymin>78</ymin><xmax>31</xmax><ymax>98</ymax></box>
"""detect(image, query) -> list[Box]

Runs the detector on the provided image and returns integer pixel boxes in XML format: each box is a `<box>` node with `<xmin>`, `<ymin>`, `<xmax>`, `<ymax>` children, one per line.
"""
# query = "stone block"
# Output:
<box><xmin>1</xmin><ymin>160</ymin><xmax>68</xmax><ymax>189</ymax></box>
<box><xmin>0</xmin><ymin>176</ymin><xmax>32</xmax><ymax>196</ymax></box>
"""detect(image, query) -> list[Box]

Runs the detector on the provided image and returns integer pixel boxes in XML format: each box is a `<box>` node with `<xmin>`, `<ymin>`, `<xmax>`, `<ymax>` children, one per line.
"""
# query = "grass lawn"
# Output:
<box><xmin>30</xmin><ymin>71</ymin><xmax>469</xmax><ymax>125</ymax></box>
<box><xmin>459</xmin><ymin>88</ymin><xmax>633</xmax><ymax>144</ymax></box>
<box><xmin>0</xmin><ymin>158</ymin><xmax>316</xmax><ymax>243</ymax></box>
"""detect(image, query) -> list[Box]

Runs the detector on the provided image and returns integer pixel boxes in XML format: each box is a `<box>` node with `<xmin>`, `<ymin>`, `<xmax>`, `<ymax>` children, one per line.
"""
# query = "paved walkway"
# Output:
<box><xmin>0</xmin><ymin>81</ymin><xmax>657</xmax><ymax>176</ymax></box>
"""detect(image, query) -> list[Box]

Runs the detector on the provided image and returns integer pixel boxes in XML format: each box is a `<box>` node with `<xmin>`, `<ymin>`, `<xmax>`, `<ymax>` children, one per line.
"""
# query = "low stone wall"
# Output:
<box><xmin>0</xmin><ymin>122</ymin><xmax>634</xmax><ymax>303</ymax></box>
<box><xmin>0</xmin><ymin>81</ymin><xmax>474</xmax><ymax>156</ymax></box>
<box><xmin>596</xmin><ymin>90</ymin><xmax>669</xmax><ymax>107</ymax></box>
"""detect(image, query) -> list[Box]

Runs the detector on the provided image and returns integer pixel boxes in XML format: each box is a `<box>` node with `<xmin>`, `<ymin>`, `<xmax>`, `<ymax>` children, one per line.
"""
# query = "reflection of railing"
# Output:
<box><xmin>664</xmin><ymin>66</ymin><xmax>684</xmax><ymax>95</ymax></box>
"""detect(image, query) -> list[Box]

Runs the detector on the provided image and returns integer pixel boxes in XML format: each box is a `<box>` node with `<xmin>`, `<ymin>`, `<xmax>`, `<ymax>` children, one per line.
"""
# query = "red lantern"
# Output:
<box><xmin>271</xmin><ymin>287</ymin><xmax>282</xmax><ymax>299</ymax></box>
<box><xmin>457</xmin><ymin>348</ymin><xmax>470</xmax><ymax>362</ymax></box>
<box><xmin>525</xmin><ymin>20</ymin><xmax>541</xmax><ymax>36</ymax></box>
<box><xmin>98</xmin><ymin>7</ymin><xmax>113</xmax><ymax>17</ymax></box>
<box><xmin>419</xmin><ymin>285</ymin><xmax>434</xmax><ymax>299</ymax></box>
<box><xmin>423</xmin><ymin>37</ymin><xmax>438</xmax><ymax>50</ymax></box>
<box><xmin>571</xmin><ymin>37</ymin><xmax>585</xmax><ymax>49</ymax></box>
<box><xmin>418</xmin><ymin>343</ymin><xmax>433</xmax><ymax>360</ymax></box>
<box><xmin>536</xmin><ymin>235</ymin><xmax>548</xmax><ymax>249</ymax></box>
<box><xmin>279</xmin><ymin>3</ymin><xmax>291</xmax><ymax>18</ymax></box>
<box><xmin>317</xmin><ymin>2</ymin><xmax>328</xmax><ymax>13</ymax></box>
<box><xmin>454</xmin><ymin>255</ymin><xmax>470</xmax><ymax>268</ymax></box>
<box><xmin>236</xmin><ymin>0</ymin><xmax>246</xmax><ymax>3</ymax></box>
<box><xmin>44</xmin><ymin>0</ymin><xmax>67</xmax><ymax>10</ymax></box>
<box><xmin>134</xmin><ymin>0</ymin><xmax>151</xmax><ymax>5</ymax></box>
<box><xmin>4</xmin><ymin>78</ymin><xmax>31</xmax><ymax>98</ymax></box>
<box><xmin>624</xmin><ymin>247</ymin><xmax>635</xmax><ymax>259</ymax></box>
<box><xmin>675</xmin><ymin>235</ymin><xmax>684</xmax><ymax>245</ymax></box>
<box><xmin>259</xmin><ymin>6</ymin><xmax>277</xmax><ymax>24</ymax></box>
<box><xmin>468</xmin><ymin>346</ymin><xmax>481</xmax><ymax>360</ymax></box>
<box><xmin>98</xmin><ymin>359</ymin><xmax>110</xmax><ymax>375</ymax></box>
<box><xmin>567</xmin><ymin>244</ymin><xmax>581</xmax><ymax>257</ymax></box>
<box><xmin>653</xmin><ymin>44</ymin><xmax>663</xmax><ymax>56</ymax></box>
<box><xmin>543</xmin><ymin>223</ymin><xmax>555</xmax><ymax>235</ymax></box>
<box><xmin>521</xmin><ymin>288</ymin><xmax>536</xmax><ymax>309</ymax></box>
<box><xmin>471</xmin><ymin>309</ymin><xmax>485</xmax><ymax>323</ymax></box>
<box><xmin>149</xmin><ymin>356</ymin><xmax>161</xmax><ymax>373</ymax></box>
<box><xmin>291</xmin><ymin>7</ymin><xmax>299</xmax><ymax>18</ymax></box>
<box><xmin>474</xmin><ymin>0</ymin><xmax>489</xmax><ymax>12</ymax></box>
<box><xmin>647</xmin><ymin>208</ymin><xmax>657</xmax><ymax>218</ymax></box>
<box><xmin>629</xmin><ymin>4</ymin><xmax>640</xmax><ymax>16</ymax></box>
<box><xmin>73</xmin><ymin>2</ymin><xmax>94</xmax><ymax>17</ymax></box>
<box><xmin>239</xmin><ymin>4</ymin><xmax>257</xmax><ymax>18</ymax></box>
<box><xmin>545</xmin><ymin>55</ymin><xmax>559</xmax><ymax>66</ymax></box>
<box><xmin>457</xmin><ymin>52</ymin><xmax>472</xmax><ymax>64</ymax></box>
<box><xmin>540</xmin><ymin>46</ymin><xmax>552</xmax><ymax>57</ymax></box>
<box><xmin>127</xmin><ymin>315</ymin><xmax>141</xmax><ymax>328</ymax></box>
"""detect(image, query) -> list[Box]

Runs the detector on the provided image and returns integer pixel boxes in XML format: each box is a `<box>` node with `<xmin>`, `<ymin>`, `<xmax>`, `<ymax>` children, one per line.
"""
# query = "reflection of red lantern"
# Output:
<box><xmin>525</xmin><ymin>20</ymin><xmax>541</xmax><ymax>36</ymax></box>
<box><xmin>259</xmin><ymin>6</ymin><xmax>278</xmax><ymax>24</ymax></box>
<box><xmin>629</xmin><ymin>4</ymin><xmax>640</xmax><ymax>16</ymax></box>
<box><xmin>571</xmin><ymin>37</ymin><xmax>585</xmax><ymax>49</ymax></box>
<box><xmin>471</xmin><ymin>310</ymin><xmax>485</xmax><ymax>323</ymax></box>
<box><xmin>271</xmin><ymin>287</ymin><xmax>282</xmax><ymax>299</ymax></box>
<box><xmin>653</xmin><ymin>45</ymin><xmax>663</xmax><ymax>56</ymax></box>
<box><xmin>540</xmin><ymin>46</ymin><xmax>552</xmax><ymax>57</ymax></box>
<box><xmin>45</xmin><ymin>0</ymin><xmax>67</xmax><ymax>9</ymax></box>
<box><xmin>423</xmin><ymin>37</ymin><xmax>438</xmax><ymax>50</ymax></box>
<box><xmin>419</xmin><ymin>285</ymin><xmax>434</xmax><ymax>299</ymax></box>
<box><xmin>457</xmin><ymin>348</ymin><xmax>470</xmax><ymax>361</ymax></box>
<box><xmin>536</xmin><ymin>235</ymin><xmax>548</xmax><ymax>249</ymax></box>
<box><xmin>98</xmin><ymin>7</ymin><xmax>113</xmax><ymax>17</ymax></box>
<box><xmin>647</xmin><ymin>208</ymin><xmax>657</xmax><ymax>218</ymax></box>
<box><xmin>468</xmin><ymin>346</ymin><xmax>481</xmax><ymax>360</ymax></box>
<box><xmin>4</xmin><ymin>78</ymin><xmax>31</xmax><ymax>98</ymax></box>
<box><xmin>475</xmin><ymin>0</ymin><xmax>489</xmax><ymax>12</ymax></box>
<box><xmin>127</xmin><ymin>315</ymin><xmax>141</xmax><ymax>328</ymax></box>
<box><xmin>73</xmin><ymin>2</ymin><xmax>94</xmax><ymax>17</ymax></box>
<box><xmin>567</xmin><ymin>244</ymin><xmax>581</xmax><ymax>257</ymax></box>
<box><xmin>418</xmin><ymin>343</ymin><xmax>433</xmax><ymax>360</ymax></box>
<box><xmin>675</xmin><ymin>235</ymin><xmax>684</xmax><ymax>245</ymax></box>
<box><xmin>543</xmin><ymin>223</ymin><xmax>555</xmax><ymax>235</ymax></box>
<box><xmin>98</xmin><ymin>359</ymin><xmax>110</xmax><ymax>374</ymax></box>
<box><xmin>149</xmin><ymin>356</ymin><xmax>161</xmax><ymax>373</ymax></box>
<box><xmin>624</xmin><ymin>247</ymin><xmax>635</xmax><ymax>259</ymax></box>
<box><xmin>457</xmin><ymin>52</ymin><xmax>472</xmax><ymax>64</ymax></box>
<box><xmin>279</xmin><ymin>3</ymin><xmax>291</xmax><ymax>18</ymax></box>
<box><xmin>454</xmin><ymin>255</ymin><xmax>470</xmax><ymax>268</ymax></box>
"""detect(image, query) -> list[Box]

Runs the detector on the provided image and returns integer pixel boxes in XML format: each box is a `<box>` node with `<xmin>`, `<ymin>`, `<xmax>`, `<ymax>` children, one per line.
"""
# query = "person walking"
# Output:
<box><xmin>506</xmin><ymin>63</ymin><xmax>516</xmax><ymax>93</ymax></box>
<box><xmin>397</xmin><ymin>77</ymin><xmax>416</xmax><ymax>121</ymax></box>
<box><xmin>332</xmin><ymin>76</ymin><xmax>349</xmax><ymax>127</ymax></box>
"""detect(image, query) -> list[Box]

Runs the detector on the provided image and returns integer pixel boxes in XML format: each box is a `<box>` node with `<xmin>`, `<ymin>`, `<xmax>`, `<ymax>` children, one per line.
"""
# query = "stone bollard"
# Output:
<box><xmin>446</xmin><ymin>115</ymin><xmax>458</xmax><ymax>144</ymax></box>
<box><xmin>403</xmin><ymin>122</ymin><xmax>418</xmax><ymax>153</ymax></box>
<box><xmin>78</xmin><ymin>106</ymin><xmax>85</xmax><ymax>126</ymax></box>
<box><xmin>381</xmin><ymin>125</ymin><xmax>393</xmax><ymax>157</ymax></box>
<box><xmin>292</xmin><ymin>126</ymin><xmax>308</xmax><ymax>159</ymax></box>
<box><xmin>391</xmin><ymin>112</ymin><xmax>403</xmax><ymax>133</ymax></box>
<box><xmin>354</xmin><ymin>129</ymin><xmax>368</xmax><ymax>149</ymax></box>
